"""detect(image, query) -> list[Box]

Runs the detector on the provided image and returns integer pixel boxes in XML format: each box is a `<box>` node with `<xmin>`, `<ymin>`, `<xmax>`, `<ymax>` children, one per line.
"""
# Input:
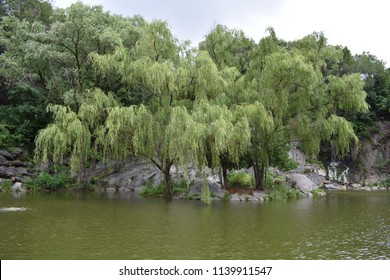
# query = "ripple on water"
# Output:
<box><xmin>0</xmin><ymin>207</ymin><xmax>28</xmax><ymax>212</ymax></box>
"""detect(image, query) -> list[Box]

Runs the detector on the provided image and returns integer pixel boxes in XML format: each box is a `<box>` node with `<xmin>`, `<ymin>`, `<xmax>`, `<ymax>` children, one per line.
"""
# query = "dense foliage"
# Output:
<box><xmin>1</xmin><ymin>1</ymin><xmax>388</xmax><ymax>195</ymax></box>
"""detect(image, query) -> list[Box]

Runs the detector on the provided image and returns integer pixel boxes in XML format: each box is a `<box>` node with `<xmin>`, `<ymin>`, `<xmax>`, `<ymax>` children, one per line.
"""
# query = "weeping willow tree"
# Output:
<box><xmin>89</xmin><ymin>23</ymin><xmax>236</xmax><ymax>195</ymax></box>
<box><xmin>243</xmin><ymin>30</ymin><xmax>369</xmax><ymax>190</ymax></box>
<box><xmin>34</xmin><ymin>89</ymin><xmax>119</xmax><ymax>181</ymax></box>
<box><xmin>103</xmin><ymin>105</ymin><xmax>204</xmax><ymax>196</ymax></box>
<box><xmin>192</xmin><ymin>100</ymin><xmax>251</xmax><ymax>188</ymax></box>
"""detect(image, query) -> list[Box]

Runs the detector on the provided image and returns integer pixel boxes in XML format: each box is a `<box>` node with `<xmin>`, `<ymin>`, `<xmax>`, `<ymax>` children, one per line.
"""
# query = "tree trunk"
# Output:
<box><xmin>84</xmin><ymin>158</ymin><xmax>97</xmax><ymax>182</ymax></box>
<box><xmin>148</xmin><ymin>157</ymin><xmax>173</xmax><ymax>197</ymax></box>
<box><xmin>219</xmin><ymin>153</ymin><xmax>230</xmax><ymax>189</ymax></box>
<box><xmin>163</xmin><ymin>168</ymin><xmax>173</xmax><ymax>197</ymax></box>
<box><xmin>162</xmin><ymin>159</ymin><xmax>173</xmax><ymax>197</ymax></box>
<box><xmin>254</xmin><ymin>162</ymin><xmax>266</xmax><ymax>191</ymax></box>
<box><xmin>221</xmin><ymin>165</ymin><xmax>228</xmax><ymax>189</ymax></box>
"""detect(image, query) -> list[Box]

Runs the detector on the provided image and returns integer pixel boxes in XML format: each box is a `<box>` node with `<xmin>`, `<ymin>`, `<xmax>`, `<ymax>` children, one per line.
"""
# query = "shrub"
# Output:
<box><xmin>379</xmin><ymin>177</ymin><xmax>390</xmax><ymax>188</ymax></box>
<box><xmin>172</xmin><ymin>179</ymin><xmax>190</xmax><ymax>193</ymax></box>
<box><xmin>140</xmin><ymin>181</ymin><xmax>165</xmax><ymax>197</ymax></box>
<box><xmin>227</xmin><ymin>171</ymin><xmax>253</xmax><ymax>188</ymax></box>
<box><xmin>23</xmin><ymin>178</ymin><xmax>40</xmax><ymax>192</ymax></box>
<box><xmin>0</xmin><ymin>124</ymin><xmax>22</xmax><ymax>149</ymax></box>
<box><xmin>307</xmin><ymin>158</ymin><xmax>325</xmax><ymax>169</ymax></box>
<box><xmin>267</xmin><ymin>183</ymin><xmax>302</xmax><ymax>201</ymax></box>
<box><xmin>264</xmin><ymin>171</ymin><xmax>275</xmax><ymax>190</ymax></box>
<box><xmin>0</xmin><ymin>180</ymin><xmax>13</xmax><ymax>192</ymax></box>
<box><xmin>277</xmin><ymin>158</ymin><xmax>299</xmax><ymax>171</ymax></box>
<box><xmin>312</xmin><ymin>188</ymin><xmax>326</xmax><ymax>197</ymax></box>
<box><xmin>267</xmin><ymin>184</ymin><xmax>287</xmax><ymax>201</ymax></box>
<box><xmin>25</xmin><ymin>172</ymin><xmax>74</xmax><ymax>191</ymax></box>
<box><xmin>264</xmin><ymin>171</ymin><xmax>285</xmax><ymax>191</ymax></box>
<box><xmin>286</xmin><ymin>188</ymin><xmax>302</xmax><ymax>199</ymax></box>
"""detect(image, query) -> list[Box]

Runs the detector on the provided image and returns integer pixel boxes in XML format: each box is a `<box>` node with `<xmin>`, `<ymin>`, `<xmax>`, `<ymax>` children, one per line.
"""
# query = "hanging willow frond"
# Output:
<box><xmin>35</xmin><ymin>89</ymin><xmax>120</xmax><ymax>174</ymax></box>
<box><xmin>35</xmin><ymin>104</ymin><xmax>92</xmax><ymax>174</ymax></box>
<box><xmin>327</xmin><ymin>115</ymin><xmax>359</xmax><ymax>157</ymax></box>
<box><xmin>192</xmin><ymin>100</ymin><xmax>251</xmax><ymax>168</ymax></box>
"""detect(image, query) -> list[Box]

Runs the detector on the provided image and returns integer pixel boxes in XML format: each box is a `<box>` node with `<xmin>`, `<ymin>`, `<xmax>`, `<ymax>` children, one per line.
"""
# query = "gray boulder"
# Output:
<box><xmin>12</xmin><ymin>148</ymin><xmax>23</xmax><ymax>158</ymax></box>
<box><xmin>9</xmin><ymin>160</ymin><xmax>28</xmax><ymax>168</ymax></box>
<box><xmin>351</xmin><ymin>183</ymin><xmax>362</xmax><ymax>189</ymax></box>
<box><xmin>0</xmin><ymin>166</ymin><xmax>31</xmax><ymax>179</ymax></box>
<box><xmin>0</xmin><ymin>155</ymin><xmax>8</xmax><ymax>165</ymax></box>
<box><xmin>0</xmin><ymin>150</ymin><xmax>14</xmax><ymax>161</ymax></box>
<box><xmin>252</xmin><ymin>191</ymin><xmax>267</xmax><ymax>198</ymax></box>
<box><xmin>229</xmin><ymin>194</ymin><xmax>240</xmax><ymax>201</ymax></box>
<box><xmin>103</xmin><ymin>158</ymin><xmax>163</xmax><ymax>188</ymax></box>
<box><xmin>184</xmin><ymin>180</ymin><xmax>228</xmax><ymax>199</ymax></box>
<box><xmin>305</xmin><ymin>192</ymin><xmax>314</xmax><ymax>197</ymax></box>
<box><xmin>185</xmin><ymin>181</ymin><xmax>203</xmax><ymax>198</ymax></box>
<box><xmin>306</xmin><ymin>173</ymin><xmax>326</xmax><ymax>187</ymax></box>
<box><xmin>324</xmin><ymin>183</ymin><xmax>340</xmax><ymax>190</ymax></box>
<box><xmin>287</xmin><ymin>174</ymin><xmax>318</xmax><ymax>192</ymax></box>
<box><xmin>0</xmin><ymin>166</ymin><xmax>14</xmax><ymax>178</ymax></box>
<box><xmin>246</xmin><ymin>195</ymin><xmax>258</xmax><ymax>202</ymax></box>
<box><xmin>256</xmin><ymin>196</ymin><xmax>265</xmax><ymax>202</ymax></box>
<box><xmin>118</xmin><ymin>187</ymin><xmax>132</xmax><ymax>192</ymax></box>
<box><xmin>11</xmin><ymin>182</ymin><xmax>26</xmax><ymax>193</ymax></box>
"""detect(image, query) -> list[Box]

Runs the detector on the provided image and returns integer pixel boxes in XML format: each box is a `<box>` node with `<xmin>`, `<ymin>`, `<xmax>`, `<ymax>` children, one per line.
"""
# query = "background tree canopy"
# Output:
<box><xmin>1</xmin><ymin>1</ymin><xmax>388</xmax><ymax>195</ymax></box>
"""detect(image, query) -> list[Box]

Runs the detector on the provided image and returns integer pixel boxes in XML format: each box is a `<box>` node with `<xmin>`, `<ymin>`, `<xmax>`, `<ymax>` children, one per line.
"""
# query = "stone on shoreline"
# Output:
<box><xmin>229</xmin><ymin>194</ymin><xmax>240</xmax><ymax>201</ymax></box>
<box><xmin>351</xmin><ymin>183</ymin><xmax>362</xmax><ymax>189</ymax></box>
<box><xmin>286</xmin><ymin>173</ymin><xmax>318</xmax><ymax>193</ymax></box>
<box><xmin>183</xmin><ymin>180</ymin><xmax>229</xmax><ymax>200</ymax></box>
<box><xmin>324</xmin><ymin>183</ymin><xmax>340</xmax><ymax>190</ymax></box>
<box><xmin>11</xmin><ymin>182</ymin><xmax>26</xmax><ymax>193</ymax></box>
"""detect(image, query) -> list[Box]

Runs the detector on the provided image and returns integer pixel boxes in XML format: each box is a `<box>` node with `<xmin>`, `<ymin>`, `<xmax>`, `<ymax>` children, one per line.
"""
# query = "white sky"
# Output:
<box><xmin>53</xmin><ymin>0</ymin><xmax>390</xmax><ymax>66</ymax></box>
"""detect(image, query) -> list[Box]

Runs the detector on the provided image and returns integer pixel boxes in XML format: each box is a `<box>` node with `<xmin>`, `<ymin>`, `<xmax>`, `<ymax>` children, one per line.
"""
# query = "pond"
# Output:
<box><xmin>0</xmin><ymin>191</ymin><xmax>389</xmax><ymax>259</ymax></box>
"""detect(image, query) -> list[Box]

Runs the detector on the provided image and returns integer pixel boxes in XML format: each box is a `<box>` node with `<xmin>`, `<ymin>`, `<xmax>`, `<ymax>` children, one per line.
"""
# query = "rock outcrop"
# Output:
<box><xmin>286</xmin><ymin>173</ymin><xmax>319</xmax><ymax>193</ymax></box>
<box><xmin>0</xmin><ymin>148</ymin><xmax>35</xmax><ymax>182</ymax></box>
<box><xmin>354</xmin><ymin>121</ymin><xmax>390</xmax><ymax>184</ymax></box>
<box><xmin>93</xmin><ymin>158</ymin><xmax>162</xmax><ymax>191</ymax></box>
<box><xmin>182</xmin><ymin>180</ymin><xmax>229</xmax><ymax>200</ymax></box>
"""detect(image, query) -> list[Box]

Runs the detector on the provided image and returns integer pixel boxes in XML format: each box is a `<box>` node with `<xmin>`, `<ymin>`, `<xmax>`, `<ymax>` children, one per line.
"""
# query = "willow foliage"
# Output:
<box><xmin>192</xmin><ymin>51</ymin><xmax>225</xmax><ymax>100</ymax></box>
<box><xmin>259</xmin><ymin>51</ymin><xmax>320</xmax><ymax>122</ymax></box>
<box><xmin>103</xmin><ymin>104</ymin><xmax>204</xmax><ymax>186</ymax></box>
<box><xmin>236</xmin><ymin>101</ymin><xmax>274</xmax><ymax>164</ymax></box>
<box><xmin>327</xmin><ymin>74</ymin><xmax>369</xmax><ymax>113</ymax></box>
<box><xmin>162</xmin><ymin>106</ymin><xmax>204</xmax><ymax>172</ymax></box>
<box><xmin>35</xmin><ymin>89</ymin><xmax>118</xmax><ymax>175</ymax></box>
<box><xmin>326</xmin><ymin>115</ymin><xmax>358</xmax><ymax>157</ymax></box>
<box><xmin>193</xmin><ymin>100</ymin><xmax>251</xmax><ymax>168</ymax></box>
<box><xmin>133</xmin><ymin>20</ymin><xmax>179</xmax><ymax>62</ymax></box>
<box><xmin>35</xmin><ymin>104</ymin><xmax>91</xmax><ymax>173</ymax></box>
<box><xmin>103</xmin><ymin>106</ymin><xmax>137</xmax><ymax>161</ymax></box>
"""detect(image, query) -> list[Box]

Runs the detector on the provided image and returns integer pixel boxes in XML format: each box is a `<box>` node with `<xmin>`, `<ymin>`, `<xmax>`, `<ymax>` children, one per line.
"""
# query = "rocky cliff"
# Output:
<box><xmin>348</xmin><ymin>121</ymin><xmax>390</xmax><ymax>184</ymax></box>
<box><xmin>0</xmin><ymin>148</ymin><xmax>35</xmax><ymax>182</ymax></box>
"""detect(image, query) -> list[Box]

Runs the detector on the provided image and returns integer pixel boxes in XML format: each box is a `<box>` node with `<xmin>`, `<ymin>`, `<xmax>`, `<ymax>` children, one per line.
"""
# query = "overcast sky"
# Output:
<box><xmin>53</xmin><ymin>0</ymin><xmax>390</xmax><ymax>66</ymax></box>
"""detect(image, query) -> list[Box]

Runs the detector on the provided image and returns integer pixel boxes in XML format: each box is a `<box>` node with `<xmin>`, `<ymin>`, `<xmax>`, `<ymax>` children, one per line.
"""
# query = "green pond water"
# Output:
<box><xmin>0</xmin><ymin>191</ymin><xmax>389</xmax><ymax>260</ymax></box>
